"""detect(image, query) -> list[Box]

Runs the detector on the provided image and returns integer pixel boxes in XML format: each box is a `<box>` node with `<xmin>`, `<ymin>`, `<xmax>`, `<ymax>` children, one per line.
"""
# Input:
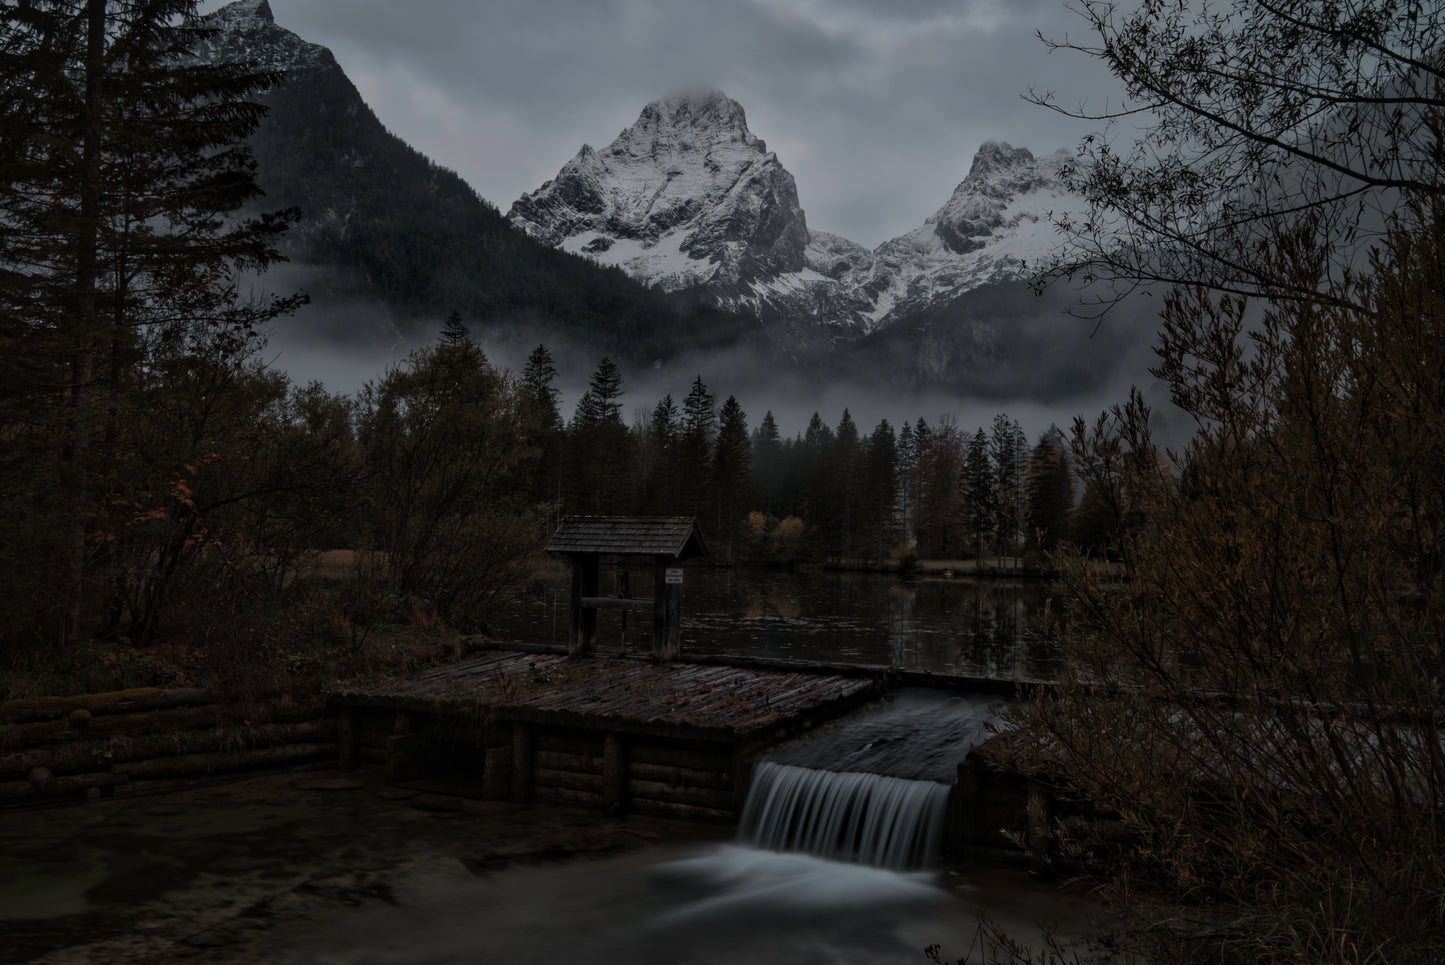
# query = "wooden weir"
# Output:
<box><xmin>331</xmin><ymin>646</ymin><xmax>882</xmax><ymax>821</ymax></box>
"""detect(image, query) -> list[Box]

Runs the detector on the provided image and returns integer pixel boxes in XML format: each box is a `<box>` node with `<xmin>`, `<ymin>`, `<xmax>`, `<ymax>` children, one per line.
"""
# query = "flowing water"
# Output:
<box><xmin>737</xmin><ymin>762</ymin><xmax>951</xmax><ymax>870</ymax></box>
<box><xmin>7</xmin><ymin>573</ymin><xmax>1086</xmax><ymax>961</ymax></box>
<box><xmin>1</xmin><ymin>774</ymin><xmax>1106</xmax><ymax>964</ymax></box>
<box><xmin>495</xmin><ymin>567</ymin><xmax>1064</xmax><ymax>679</ymax></box>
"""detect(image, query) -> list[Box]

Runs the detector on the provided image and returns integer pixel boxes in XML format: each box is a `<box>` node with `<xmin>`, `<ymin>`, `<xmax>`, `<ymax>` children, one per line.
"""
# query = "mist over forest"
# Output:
<box><xmin>260</xmin><ymin>270</ymin><xmax>1181</xmax><ymax>450</ymax></box>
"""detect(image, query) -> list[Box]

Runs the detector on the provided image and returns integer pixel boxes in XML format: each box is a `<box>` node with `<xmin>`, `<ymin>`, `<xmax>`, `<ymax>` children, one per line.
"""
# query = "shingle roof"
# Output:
<box><xmin>544</xmin><ymin>516</ymin><xmax>709</xmax><ymax>560</ymax></box>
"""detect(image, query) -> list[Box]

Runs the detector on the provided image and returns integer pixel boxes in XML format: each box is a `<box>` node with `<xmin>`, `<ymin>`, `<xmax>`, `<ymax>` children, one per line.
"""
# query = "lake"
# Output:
<box><xmin>492</xmin><ymin>566</ymin><xmax>1065</xmax><ymax>681</ymax></box>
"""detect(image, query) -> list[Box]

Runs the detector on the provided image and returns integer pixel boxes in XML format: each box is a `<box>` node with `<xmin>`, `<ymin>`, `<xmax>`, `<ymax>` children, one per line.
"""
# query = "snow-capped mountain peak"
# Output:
<box><xmin>509</xmin><ymin>88</ymin><xmax>809</xmax><ymax>293</ymax></box>
<box><xmin>198</xmin><ymin>0</ymin><xmax>334</xmax><ymax>75</ymax></box>
<box><xmin>510</xmin><ymin>94</ymin><xmax>1084</xmax><ymax>348</ymax></box>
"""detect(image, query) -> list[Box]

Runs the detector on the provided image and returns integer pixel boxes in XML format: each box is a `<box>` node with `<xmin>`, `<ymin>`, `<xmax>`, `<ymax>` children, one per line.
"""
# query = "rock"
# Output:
<box><xmin>27</xmin><ymin>766</ymin><xmax>53</xmax><ymax>790</ymax></box>
<box><xmin>68</xmin><ymin>707</ymin><xmax>92</xmax><ymax>729</ymax></box>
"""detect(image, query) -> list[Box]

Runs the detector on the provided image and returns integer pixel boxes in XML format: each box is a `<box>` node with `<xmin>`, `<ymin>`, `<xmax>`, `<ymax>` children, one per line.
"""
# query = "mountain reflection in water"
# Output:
<box><xmin>494</xmin><ymin>568</ymin><xmax>1063</xmax><ymax>679</ymax></box>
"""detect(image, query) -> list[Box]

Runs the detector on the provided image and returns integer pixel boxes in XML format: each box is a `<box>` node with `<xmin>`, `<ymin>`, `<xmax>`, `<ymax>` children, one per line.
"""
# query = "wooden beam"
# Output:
<box><xmin>569</xmin><ymin>554</ymin><xmax>600</xmax><ymax>657</ymax></box>
<box><xmin>653</xmin><ymin>556</ymin><xmax>681</xmax><ymax>661</ymax></box>
<box><xmin>602</xmin><ymin>732</ymin><xmax>627</xmax><ymax>816</ymax></box>
<box><xmin>580</xmin><ymin>597</ymin><xmax>654</xmax><ymax>613</ymax></box>
<box><xmin>511</xmin><ymin>722</ymin><xmax>534</xmax><ymax>803</ymax></box>
<box><xmin>336</xmin><ymin>708</ymin><xmax>358</xmax><ymax>772</ymax></box>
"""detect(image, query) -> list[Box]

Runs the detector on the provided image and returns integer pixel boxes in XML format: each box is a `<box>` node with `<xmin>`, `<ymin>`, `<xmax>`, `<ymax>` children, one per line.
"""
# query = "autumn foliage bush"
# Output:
<box><xmin>993</xmin><ymin>199</ymin><xmax>1445</xmax><ymax>962</ymax></box>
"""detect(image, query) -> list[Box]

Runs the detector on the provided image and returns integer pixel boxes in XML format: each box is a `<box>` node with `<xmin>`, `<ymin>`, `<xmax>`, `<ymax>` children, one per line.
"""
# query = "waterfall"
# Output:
<box><xmin>736</xmin><ymin>761</ymin><xmax>951</xmax><ymax>871</ymax></box>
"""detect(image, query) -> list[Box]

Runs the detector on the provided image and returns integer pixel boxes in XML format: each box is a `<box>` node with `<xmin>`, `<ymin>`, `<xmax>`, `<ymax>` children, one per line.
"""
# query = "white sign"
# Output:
<box><xmin>665</xmin><ymin>568</ymin><xmax>684</xmax><ymax>585</ymax></box>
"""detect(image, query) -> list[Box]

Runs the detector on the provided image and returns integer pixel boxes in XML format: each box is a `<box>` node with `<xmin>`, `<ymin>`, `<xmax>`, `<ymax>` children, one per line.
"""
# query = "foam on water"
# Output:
<box><xmin>650</xmin><ymin>844</ymin><xmax>947</xmax><ymax>924</ymax></box>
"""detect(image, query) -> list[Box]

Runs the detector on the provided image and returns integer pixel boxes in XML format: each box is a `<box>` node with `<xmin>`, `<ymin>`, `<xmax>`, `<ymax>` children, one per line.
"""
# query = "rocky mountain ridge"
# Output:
<box><xmin>196</xmin><ymin>1</ymin><xmax>762</xmax><ymax>367</ymax></box>
<box><xmin>509</xmin><ymin>89</ymin><xmax>1085</xmax><ymax>347</ymax></box>
<box><xmin>196</xmin><ymin>1</ymin><xmax>1152</xmax><ymax>404</ymax></box>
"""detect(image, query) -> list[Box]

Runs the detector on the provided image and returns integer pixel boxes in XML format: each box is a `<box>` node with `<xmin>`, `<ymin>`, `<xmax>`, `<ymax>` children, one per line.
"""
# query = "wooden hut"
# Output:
<box><xmin>545</xmin><ymin>516</ymin><xmax>709</xmax><ymax>660</ymax></box>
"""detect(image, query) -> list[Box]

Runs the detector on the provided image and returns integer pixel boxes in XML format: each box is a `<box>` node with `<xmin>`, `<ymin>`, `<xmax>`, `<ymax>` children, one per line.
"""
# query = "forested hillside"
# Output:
<box><xmin>207</xmin><ymin>0</ymin><xmax>764</xmax><ymax>363</ymax></box>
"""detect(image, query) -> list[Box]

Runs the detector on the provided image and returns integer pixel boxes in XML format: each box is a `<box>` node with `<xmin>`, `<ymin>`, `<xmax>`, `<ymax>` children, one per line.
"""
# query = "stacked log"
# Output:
<box><xmin>530</xmin><ymin>731</ymin><xmax>605</xmax><ymax>807</ymax></box>
<box><xmin>0</xmin><ymin>687</ymin><xmax>334</xmax><ymax>804</ymax></box>
<box><xmin>626</xmin><ymin>739</ymin><xmax>734</xmax><ymax>822</ymax></box>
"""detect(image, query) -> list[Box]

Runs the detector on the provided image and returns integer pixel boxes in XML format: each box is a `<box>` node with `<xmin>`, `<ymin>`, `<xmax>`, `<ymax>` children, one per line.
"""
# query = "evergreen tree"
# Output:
<box><xmin>709</xmin><ymin>396</ymin><xmax>751</xmax><ymax>560</ymax></box>
<box><xmin>0</xmin><ymin>0</ymin><xmax>299</xmax><ymax>645</ymax></box>
<box><xmin>751</xmin><ymin>410</ymin><xmax>784</xmax><ymax>515</ymax></box>
<box><xmin>1024</xmin><ymin>425</ymin><xmax>1073</xmax><ymax>555</ymax></box>
<box><xmin>914</xmin><ymin>416</ymin><xmax>965</xmax><ymax>558</ymax></box>
<box><xmin>989</xmin><ymin>414</ymin><xmax>1028</xmax><ymax>570</ymax></box>
<box><xmin>678</xmin><ymin>376</ymin><xmax>715</xmax><ymax>517</ymax></box>
<box><xmin>642</xmin><ymin>393</ymin><xmax>680</xmax><ymax>513</ymax></box>
<box><xmin>830</xmin><ymin>409</ymin><xmax>862</xmax><ymax>558</ymax></box>
<box><xmin>896</xmin><ymin>420</ymin><xmax>918</xmax><ymax>547</ymax></box>
<box><xmin>520</xmin><ymin>343</ymin><xmax>563</xmax><ymax>504</ymax></box>
<box><xmin>862</xmin><ymin>419</ymin><xmax>900</xmax><ymax>559</ymax></box>
<box><xmin>798</xmin><ymin>411</ymin><xmax>834</xmax><ymax>532</ymax></box>
<box><xmin>962</xmin><ymin>428</ymin><xmax>994</xmax><ymax>565</ymax></box>
<box><xmin>520</xmin><ymin>343</ymin><xmax>562</xmax><ymax>431</ymax></box>
<box><xmin>566</xmin><ymin>356</ymin><xmax>629</xmax><ymax>512</ymax></box>
<box><xmin>438</xmin><ymin>309</ymin><xmax>470</xmax><ymax>348</ymax></box>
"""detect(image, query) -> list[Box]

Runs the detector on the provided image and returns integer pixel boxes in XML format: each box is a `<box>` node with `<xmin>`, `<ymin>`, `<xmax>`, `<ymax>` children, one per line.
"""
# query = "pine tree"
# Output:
<box><xmin>830</xmin><ymin>409</ymin><xmax>862</xmax><ymax>558</ymax></box>
<box><xmin>520</xmin><ymin>343</ymin><xmax>563</xmax><ymax>504</ymax></box>
<box><xmin>914</xmin><ymin>416</ymin><xmax>965</xmax><ymax>558</ymax></box>
<box><xmin>798</xmin><ymin>411</ymin><xmax>834</xmax><ymax>532</ymax></box>
<box><xmin>1024</xmin><ymin>425</ymin><xmax>1073</xmax><ymax>555</ymax></box>
<box><xmin>962</xmin><ymin>428</ymin><xmax>994</xmax><ymax>565</ymax></box>
<box><xmin>0</xmin><ymin>0</ymin><xmax>299</xmax><ymax>645</ymax></box>
<box><xmin>521</xmin><ymin>343</ymin><xmax>562</xmax><ymax>431</ymax></box>
<box><xmin>678</xmin><ymin>376</ymin><xmax>715</xmax><ymax>517</ymax></box>
<box><xmin>896</xmin><ymin>420</ymin><xmax>918</xmax><ymax>546</ymax></box>
<box><xmin>642</xmin><ymin>393</ymin><xmax>680</xmax><ymax>513</ymax></box>
<box><xmin>989</xmin><ymin>414</ymin><xmax>1027</xmax><ymax>570</ymax></box>
<box><xmin>751</xmin><ymin>410</ymin><xmax>784</xmax><ymax>515</ymax></box>
<box><xmin>566</xmin><ymin>357</ymin><xmax>629</xmax><ymax>512</ymax></box>
<box><xmin>862</xmin><ymin>419</ymin><xmax>900</xmax><ymax>559</ymax></box>
<box><xmin>709</xmin><ymin>396</ymin><xmax>751</xmax><ymax>559</ymax></box>
<box><xmin>439</xmin><ymin>309</ymin><xmax>470</xmax><ymax>348</ymax></box>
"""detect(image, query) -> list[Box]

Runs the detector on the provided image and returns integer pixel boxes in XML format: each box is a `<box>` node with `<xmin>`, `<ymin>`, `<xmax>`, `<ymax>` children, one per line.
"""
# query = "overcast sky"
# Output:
<box><xmin>207</xmin><ymin>0</ymin><xmax>1131</xmax><ymax>248</ymax></box>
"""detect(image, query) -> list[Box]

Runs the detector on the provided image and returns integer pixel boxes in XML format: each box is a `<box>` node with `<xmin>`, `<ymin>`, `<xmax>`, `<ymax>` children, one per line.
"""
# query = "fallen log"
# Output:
<box><xmin>0</xmin><ymin>718</ymin><xmax>335</xmax><ymax>780</ymax></box>
<box><xmin>0</xmin><ymin>687</ymin><xmax>214</xmax><ymax>723</ymax></box>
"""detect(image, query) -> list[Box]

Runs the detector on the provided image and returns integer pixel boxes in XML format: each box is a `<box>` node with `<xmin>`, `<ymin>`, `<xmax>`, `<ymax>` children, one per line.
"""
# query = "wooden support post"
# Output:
<box><xmin>602</xmin><ymin>732</ymin><xmax>627</xmax><ymax>815</ymax></box>
<box><xmin>336</xmin><ymin>708</ymin><xmax>359</xmax><ymax>772</ymax></box>
<box><xmin>653</xmin><ymin>556</ymin><xmax>682</xmax><ymax>661</ymax></box>
<box><xmin>386</xmin><ymin>734</ymin><xmax>427</xmax><ymax>784</ymax></box>
<box><xmin>482</xmin><ymin>744</ymin><xmax>511</xmax><ymax>800</ymax></box>
<box><xmin>569</xmin><ymin>554</ymin><xmax>600</xmax><ymax>657</ymax></box>
<box><xmin>511</xmin><ymin>722</ymin><xmax>534</xmax><ymax>803</ymax></box>
<box><xmin>1026</xmin><ymin>780</ymin><xmax>1053</xmax><ymax>878</ymax></box>
<box><xmin>386</xmin><ymin>711</ymin><xmax>424</xmax><ymax>784</ymax></box>
<box><xmin>950</xmin><ymin>758</ymin><xmax>977</xmax><ymax>860</ymax></box>
<box><xmin>731</xmin><ymin>749</ymin><xmax>752</xmax><ymax>814</ymax></box>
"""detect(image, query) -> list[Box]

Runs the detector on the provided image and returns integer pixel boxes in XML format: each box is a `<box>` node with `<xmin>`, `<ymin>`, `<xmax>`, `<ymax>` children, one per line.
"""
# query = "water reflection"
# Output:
<box><xmin>493</xmin><ymin>568</ymin><xmax>1064</xmax><ymax>680</ymax></box>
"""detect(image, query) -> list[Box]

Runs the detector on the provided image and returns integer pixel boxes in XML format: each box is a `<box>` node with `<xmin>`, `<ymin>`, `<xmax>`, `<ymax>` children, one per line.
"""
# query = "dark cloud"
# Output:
<box><xmin>203</xmin><ymin>0</ymin><xmax>1170</xmax><ymax>435</ymax></box>
<box><xmin>203</xmin><ymin>0</ymin><xmax>1127</xmax><ymax>246</ymax></box>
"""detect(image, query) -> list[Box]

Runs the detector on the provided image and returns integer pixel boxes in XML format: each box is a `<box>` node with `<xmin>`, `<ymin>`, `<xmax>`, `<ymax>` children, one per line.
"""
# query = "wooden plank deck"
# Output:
<box><xmin>331</xmin><ymin>646</ymin><xmax>881</xmax><ymax>740</ymax></box>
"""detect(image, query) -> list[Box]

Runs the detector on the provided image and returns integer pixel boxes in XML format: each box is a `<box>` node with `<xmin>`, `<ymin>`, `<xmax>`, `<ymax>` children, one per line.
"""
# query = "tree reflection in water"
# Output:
<box><xmin>494</xmin><ymin>568</ymin><xmax>1064</xmax><ymax>680</ymax></box>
